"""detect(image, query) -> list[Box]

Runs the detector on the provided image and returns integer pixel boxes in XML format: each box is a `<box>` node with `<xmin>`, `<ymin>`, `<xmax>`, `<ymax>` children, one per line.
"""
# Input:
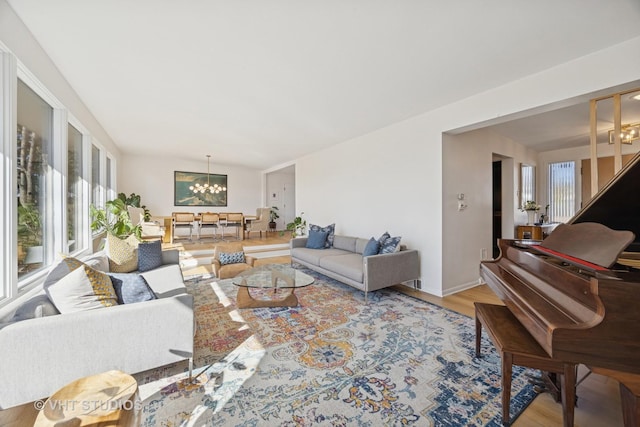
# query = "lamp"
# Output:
<box><xmin>608</xmin><ymin>123</ymin><xmax>640</xmax><ymax>145</ymax></box>
<box><xmin>189</xmin><ymin>155</ymin><xmax>227</xmax><ymax>195</ymax></box>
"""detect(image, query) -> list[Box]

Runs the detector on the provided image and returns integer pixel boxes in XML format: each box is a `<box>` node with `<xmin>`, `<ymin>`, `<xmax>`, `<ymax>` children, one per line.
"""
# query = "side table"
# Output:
<box><xmin>34</xmin><ymin>370</ymin><xmax>139</xmax><ymax>427</ymax></box>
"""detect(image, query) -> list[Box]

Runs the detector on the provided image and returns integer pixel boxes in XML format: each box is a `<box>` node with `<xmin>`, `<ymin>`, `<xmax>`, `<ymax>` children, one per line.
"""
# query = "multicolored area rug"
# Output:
<box><xmin>134</xmin><ymin>269</ymin><xmax>537</xmax><ymax>426</ymax></box>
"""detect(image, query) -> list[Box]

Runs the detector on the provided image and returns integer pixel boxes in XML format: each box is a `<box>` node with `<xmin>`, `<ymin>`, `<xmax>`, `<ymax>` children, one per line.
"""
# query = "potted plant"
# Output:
<box><xmin>286</xmin><ymin>212</ymin><xmax>307</xmax><ymax>237</ymax></box>
<box><xmin>17</xmin><ymin>203</ymin><xmax>43</xmax><ymax>265</ymax></box>
<box><xmin>90</xmin><ymin>198</ymin><xmax>141</xmax><ymax>240</ymax></box>
<box><xmin>269</xmin><ymin>206</ymin><xmax>279</xmax><ymax>230</ymax></box>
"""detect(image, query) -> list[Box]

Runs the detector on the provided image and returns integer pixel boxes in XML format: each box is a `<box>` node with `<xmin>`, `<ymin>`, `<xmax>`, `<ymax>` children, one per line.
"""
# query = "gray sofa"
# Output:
<box><xmin>290</xmin><ymin>235</ymin><xmax>420</xmax><ymax>296</ymax></box>
<box><xmin>0</xmin><ymin>249</ymin><xmax>194</xmax><ymax>409</ymax></box>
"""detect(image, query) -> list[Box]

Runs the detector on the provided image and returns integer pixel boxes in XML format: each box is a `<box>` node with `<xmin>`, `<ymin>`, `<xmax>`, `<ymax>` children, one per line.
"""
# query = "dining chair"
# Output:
<box><xmin>199</xmin><ymin>212</ymin><xmax>220</xmax><ymax>241</ymax></box>
<box><xmin>172</xmin><ymin>212</ymin><xmax>195</xmax><ymax>242</ymax></box>
<box><xmin>221</xmin><ymin>212</ymin><xmax>244</xmax><ymax>241</ymax></box>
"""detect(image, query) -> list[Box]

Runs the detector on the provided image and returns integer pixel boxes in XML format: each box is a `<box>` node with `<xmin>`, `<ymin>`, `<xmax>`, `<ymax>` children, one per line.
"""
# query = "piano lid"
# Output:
<box><xmin>570</xmin><ymin>151</ymin><xmax>640</xmax><ymax>252</ymax></box>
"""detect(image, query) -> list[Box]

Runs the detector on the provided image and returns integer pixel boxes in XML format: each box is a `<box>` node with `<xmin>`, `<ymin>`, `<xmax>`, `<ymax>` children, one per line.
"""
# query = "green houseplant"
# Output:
<box><xmin>90</xmin><ymin>198</ymin><xmax>141</xmax><ymax>240</ymax></box>
<box><xmin>286</xmin><ymin>212</ymin><xmax>307</xmax><ymax>237</ymax></box>
<box><xmin>269</xmin><ymin>206</ymin><xmax>280</xmax><ymax>230</ymax></box>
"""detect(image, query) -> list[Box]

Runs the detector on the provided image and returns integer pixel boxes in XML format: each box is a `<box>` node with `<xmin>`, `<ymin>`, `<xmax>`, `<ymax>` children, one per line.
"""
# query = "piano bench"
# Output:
<box><xmin>474</xmin><ymin>302</ymin><xmax>578</xmax><ymax>427</ymax></box>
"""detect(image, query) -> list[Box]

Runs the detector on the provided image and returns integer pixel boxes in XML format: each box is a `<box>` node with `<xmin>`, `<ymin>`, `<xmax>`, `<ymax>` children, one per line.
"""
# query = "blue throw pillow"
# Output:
<box><xmin>377</xmin><ymin>231</ymin><xmax>391</xmax><ymax>246</ymax></box>
<box><xmin>362</xmin><ymin>237</ymin><xmax>380</xmax><ymax>257</ymax></box>
<box><xmin>137</xmin><ymin>240</ymin><xmax>163</xmax><ymax>272</ymax></box>
<box><xmin>309</xmin><ymin>223</ymin><xmax>335</xmax><ymax>248</ymax></box>
<box><xmin>306</xmin><ymin>230</ymin><xmax>329</xmax><ymax>249</ymax></box>
<box><xmin>108</xmin><ymin>273</ymin><xmax>156</xmax><ymax>304</ymax></box>
<box><xmin>219</xmin><ymin>251</ymin><xmax>246</xmax><ymax>265</ymax></box>
<box><xmin>380</xmin><ymin>235</ymin><xmax>402</xmax><ymax>254</ymax></box>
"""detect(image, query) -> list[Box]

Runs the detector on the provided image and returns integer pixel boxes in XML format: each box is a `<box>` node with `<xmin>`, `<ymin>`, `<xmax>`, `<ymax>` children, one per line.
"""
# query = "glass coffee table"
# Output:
<box><xmin>231</xmin><ymin>264</ymin><xmax>314</xmax><ymax>309</ymax></box>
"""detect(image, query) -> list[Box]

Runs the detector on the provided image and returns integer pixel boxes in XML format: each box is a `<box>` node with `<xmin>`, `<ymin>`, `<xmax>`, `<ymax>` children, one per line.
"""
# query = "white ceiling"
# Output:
<box><xmin>7</xmin><ymin>0</ymin><xmax>640</xmax><ymax>169</ymax></box>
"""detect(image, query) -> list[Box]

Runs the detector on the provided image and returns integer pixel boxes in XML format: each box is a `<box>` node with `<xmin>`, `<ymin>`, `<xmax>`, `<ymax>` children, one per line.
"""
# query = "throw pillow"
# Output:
<box><xmin>219</xmin><ymin>251</ymin><xmax>246</xmax><ymax>266</ymax></box>
<box><xmin>306</xmin><ymin>229</ymin><xmax>329</xmax><ymax>249</ymax></box>
<box><xmin>362</xmin><ymin>237</ymin><xmax>381</xmax><ymax>257</ymax></box>
<box><xmin>138</xmin><ymin>240</ymin><xmax>163</xmax><ymax>272</ymax></box>
<box><xmin>309</xmin><ymin>223</ymin><xmax>335</xmax><ymax>248</ymax></box>
<box><xmin>108</xmin><ymin>273</ymin><xmax>157</xmax><ymax>304</ymax></box>
<box><xmin>10</xmin><ymin>294</ymin><xmax>60</xmax><ymax>322</ymax></box>
<box><xmin>380</xmin><ymin>235</ymin><xmax>402</xmax><ymax>254</ymax></box>
<box><xmin>107</xmin><ymin>234</ymin><xmax>140</xmax><ymax>273</ymax></box>
<box><xmin>377</xmin><ymin>231</ymin><xmax>391</xmax><ymax>246</ymax></box>
<box><xmin>46</xmin><ymin>265</ymin><xmax>118</xmax><ymax>313</ymax></box>
<box><xmin>44</xmin><ymin>256</ymin><xmax>85</xmax><ymax>290</ymax></box>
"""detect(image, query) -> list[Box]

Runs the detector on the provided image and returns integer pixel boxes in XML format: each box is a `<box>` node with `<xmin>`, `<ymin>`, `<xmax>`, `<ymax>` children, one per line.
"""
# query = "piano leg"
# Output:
<box><xmin>620</xmin><ymin>382</ymin><xmax>640</xmax><ymax>426</ymax></box>
<box><xmin>560</xmin><ymin>363</ymin><xmax>576</xmax><ymax>427</ymax></box>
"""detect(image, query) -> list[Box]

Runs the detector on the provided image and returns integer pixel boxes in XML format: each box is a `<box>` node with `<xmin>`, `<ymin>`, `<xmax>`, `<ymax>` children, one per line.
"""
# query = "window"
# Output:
<box><xmin>519</xmin><ymin>164</ymin><xmax>535</xmax><ymax>208</ymax></box>
<box><xmin>17</xmin><ymin>79</ymin><xmax>53</xmax><ymax>279</ymax></box>
<box><xmin>548</xmin><ymin>161</ymin><xmax>576</xmax><ymax>223</ymax></box>
<box><xmin>67</xmin><ymin>124</ymin><xmax>84</xmax><ymax>253</ymax></box>
<box><xmin>91</xmin><ymin>144</ymin><xmax>101</xmax><ymax>208</ymax></box>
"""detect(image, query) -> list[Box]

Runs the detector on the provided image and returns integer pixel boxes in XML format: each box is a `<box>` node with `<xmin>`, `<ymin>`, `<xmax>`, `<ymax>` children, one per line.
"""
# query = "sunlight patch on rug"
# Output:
<box><xmin>135</xmin><ymin>270</ymin><xmax>537</xmax><ymax>426</ymax></box>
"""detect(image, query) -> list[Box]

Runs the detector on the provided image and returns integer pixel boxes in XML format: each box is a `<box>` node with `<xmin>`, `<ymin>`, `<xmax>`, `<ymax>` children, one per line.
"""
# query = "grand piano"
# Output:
<box><xmin>480</xmin><ymin>151</ymin><xmax>640</xmax><ymax>426</ymax></box>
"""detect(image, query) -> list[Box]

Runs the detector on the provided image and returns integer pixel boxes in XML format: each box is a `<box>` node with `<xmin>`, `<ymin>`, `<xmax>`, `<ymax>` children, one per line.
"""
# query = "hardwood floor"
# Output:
<box><xmin>0</xmin><ymin>232</ymin><xmax>624</xmax><ymax>426</ymax></box>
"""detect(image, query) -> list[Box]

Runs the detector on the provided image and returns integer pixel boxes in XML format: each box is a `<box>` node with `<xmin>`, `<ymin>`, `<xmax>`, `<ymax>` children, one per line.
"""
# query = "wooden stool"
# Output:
<box><xmin>34</xmin><ymin>370</ymin><xmax>138</xmax><ymax>427</ymax></box>
<box><xmin>474</xmin><ymin>302</ymin><xmax>577</xmax><ymax>426</ymax></box>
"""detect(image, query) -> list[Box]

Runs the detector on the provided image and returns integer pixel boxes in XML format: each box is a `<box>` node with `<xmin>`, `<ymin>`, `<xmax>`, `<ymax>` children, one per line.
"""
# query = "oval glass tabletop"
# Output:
<box><xmin>232</xmin><ymin>264</ymin><xmax>314</xmax><ymax>289</ymax></box>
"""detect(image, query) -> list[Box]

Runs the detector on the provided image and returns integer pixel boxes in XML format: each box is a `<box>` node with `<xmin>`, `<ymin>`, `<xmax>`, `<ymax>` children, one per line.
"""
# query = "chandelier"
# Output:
<box><xmin>189</xmin><ymin>155</ymin><xmax>226</xmax><ymax>195</ymax></box>
<box><xmin>608</xmin><ymin>123</ymin><xmax>640</xmax><ymax>145</ymax></box>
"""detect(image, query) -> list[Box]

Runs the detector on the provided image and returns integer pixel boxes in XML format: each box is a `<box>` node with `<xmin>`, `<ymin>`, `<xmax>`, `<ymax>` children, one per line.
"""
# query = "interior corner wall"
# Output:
<box><xmin>294</xmin><ymin>36</ymin><xmax>640</xmax><ymax>297</ymax></box>
<box><xmin>118</xmin><ymin>154</ymin><xmax>262</xmax><ymax>217</ymax></box>
<box><xmin>442</xmin><ymin>129</ymin><xmax>535</xmax><ymax>295</ymax></box>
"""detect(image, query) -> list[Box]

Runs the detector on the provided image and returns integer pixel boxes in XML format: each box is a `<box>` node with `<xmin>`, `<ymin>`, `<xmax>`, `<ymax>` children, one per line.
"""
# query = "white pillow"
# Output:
<box><xmin>46</xmin><ymin>265</ymin><xmax>118</xmax><ymax>314</ymax></box>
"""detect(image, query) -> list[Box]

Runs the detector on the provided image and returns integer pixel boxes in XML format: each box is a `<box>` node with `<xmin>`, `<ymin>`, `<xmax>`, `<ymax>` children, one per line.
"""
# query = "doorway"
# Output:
<box><xmin>492</xmin><ymin>160</ymin><xmax>502</xmax><ymax>258</ymax></box>
<box><xmin>265</xmin><ymin>165</ymin><xmax>295</xmax><ymax>231</ymax></box>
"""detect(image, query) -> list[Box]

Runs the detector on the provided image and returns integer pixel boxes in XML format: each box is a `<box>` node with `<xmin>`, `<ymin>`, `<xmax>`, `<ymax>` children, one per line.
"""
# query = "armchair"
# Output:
<box><xmin>245</xmin><ymin>207</ymin><xmax>271</xmax><ymax>238</ymax></box>
<box><xmin>212</xmin><ymin>242</ymin><xmax>256</xmax><ymax>279</ymax></box>
<box><xmin>127</xmin><ymin>206</ymin><xmax>165</xmax><ymax>241</ymax></box>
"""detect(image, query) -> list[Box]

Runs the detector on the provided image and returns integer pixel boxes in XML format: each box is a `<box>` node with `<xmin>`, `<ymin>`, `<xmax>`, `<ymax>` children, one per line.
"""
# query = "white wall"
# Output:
<box><xmin>0</xmin><ymin>0</ymin><xmax>120</xmax><ymax>160</ymax></box>
<box><xmin>118</xmin><ymin>153</ymin><xmax>262</xmax><ymax>217</ymax></box>
<box><xmin>442</xmin><ymin>129</ymin><xmax>537</xmax><ymax>294</ymax></box>
<box><xmin>295</xmin><ymin>36</ymin><xmax>640</xmax><ymax>297</ymax></box>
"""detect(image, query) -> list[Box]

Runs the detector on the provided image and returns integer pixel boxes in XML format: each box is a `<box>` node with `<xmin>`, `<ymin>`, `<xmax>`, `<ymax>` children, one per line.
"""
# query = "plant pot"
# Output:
<box><xmin>269</xmin><ymin>222</ymin><xmax>276</xmax><ymax>230</ymax></box>
<box><xmin>526</xmin><ymin>210</ymin><xmax>537</xmax><ymax>225</ymax></box>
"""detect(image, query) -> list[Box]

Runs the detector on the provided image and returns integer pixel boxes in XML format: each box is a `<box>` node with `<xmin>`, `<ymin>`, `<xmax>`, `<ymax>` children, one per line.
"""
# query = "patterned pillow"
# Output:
<box><xmin>309</xmin><ymin>223</ymin><xmax>335</xmax><ymax>248</ymax></box>
<box><xmin>219</xmin><ymin>251</ymin><xmax>246</xmax><ymax>266</ymax></box>
<box><xmin>138</xmin><ymin>240</ymin><xmax>163</xmax><ymax>272</ymax></box>
<box><xmin>108</xmin><ymin>273</ymin><xmax>156</xmax><ymax>304</ymax></box>
<box><xmin>377</xmin><ymin>232</ymin><xmax>390</xmax><ymax>246</ymax></box>
<box><xmin>107</xmin><ymin>234</ymin><xmax>140</xmax><ymax>273</ymax></box>
<box><xmin>46</xmin><ymin>265</ymin><xmax>118</xmax><ymax>313</ymax></box>
<box><xmin>379</xmin><ymin>235</ymin><xmax>402</xmax><ymax>254</ymax></box>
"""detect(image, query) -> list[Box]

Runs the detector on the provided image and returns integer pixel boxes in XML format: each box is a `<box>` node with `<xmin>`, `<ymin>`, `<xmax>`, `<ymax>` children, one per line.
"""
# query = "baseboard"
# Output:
<box><xmin>442</xmin><ymin>279</ymin><xmax>483</xmax><ymax>297</ymax></box>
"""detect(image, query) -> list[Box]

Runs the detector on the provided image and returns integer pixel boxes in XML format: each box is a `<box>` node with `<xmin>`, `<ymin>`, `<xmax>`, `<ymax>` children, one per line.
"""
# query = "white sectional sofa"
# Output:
<box><xmin>0</xmin><ymin>249</ymin><xmax>194</xmax><ymax>409</ymax></box>
<box><xmin>290</xmin><ymin>235</ymin><xmax>420</xmax><ymax>296</ymax></box>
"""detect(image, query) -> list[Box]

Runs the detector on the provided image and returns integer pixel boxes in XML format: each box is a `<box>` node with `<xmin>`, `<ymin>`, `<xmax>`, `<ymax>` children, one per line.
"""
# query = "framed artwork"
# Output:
<box><xmin>270</xmin><ymin>191</ymin><xmax>280</xmax><ymax>202</ymax></box>
<box><xmin>174</xmin><ymin>171</ymin><xmax>228</xmax><ymax>206</ymax></box>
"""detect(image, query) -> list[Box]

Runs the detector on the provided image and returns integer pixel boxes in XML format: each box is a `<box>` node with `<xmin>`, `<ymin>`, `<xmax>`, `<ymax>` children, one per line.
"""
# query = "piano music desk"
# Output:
<box><xmin>474</xmin><ymin>302</ymin><xmax>577</xmax><ymax>427</ymax></box>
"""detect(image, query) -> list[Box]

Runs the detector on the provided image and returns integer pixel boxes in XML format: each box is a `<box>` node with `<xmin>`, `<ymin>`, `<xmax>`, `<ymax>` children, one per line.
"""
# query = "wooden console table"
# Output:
<box><xmin>516</xmin><ymin>223</ymin><xmax>560</xmax><ymax>240</ymax></box>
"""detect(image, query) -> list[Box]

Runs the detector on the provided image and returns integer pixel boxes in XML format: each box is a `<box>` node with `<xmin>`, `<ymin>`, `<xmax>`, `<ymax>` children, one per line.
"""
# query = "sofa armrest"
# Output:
<box><xmin>0</xmin><ymin>294</ymin><xmax>194</xmax><ymax>409</ymax></box>
<box><xmin>364</xmin><ymin>249</ymin><xmax>420</xmax><ymax>292</ymax></box>
<box><xmin>290</xmin><ymin>238</ymin><xmax>308</xmax><ymax>249</ymax></box>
